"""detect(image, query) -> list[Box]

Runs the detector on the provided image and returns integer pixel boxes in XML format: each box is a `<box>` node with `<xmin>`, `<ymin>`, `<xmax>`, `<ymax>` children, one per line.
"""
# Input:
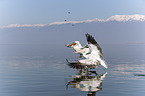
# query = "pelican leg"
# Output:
<box><xmin>73</xmin><ymin>50</ymin><xmax>85</xmax><ymax>54</ymax></box>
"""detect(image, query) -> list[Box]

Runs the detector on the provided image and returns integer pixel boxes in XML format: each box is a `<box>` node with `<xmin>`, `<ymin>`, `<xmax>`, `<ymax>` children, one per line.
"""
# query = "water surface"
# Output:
<box><xmin>0</xmin><ymin>44</ymin><xmax>145</xmax><ymax>96</ymax></box>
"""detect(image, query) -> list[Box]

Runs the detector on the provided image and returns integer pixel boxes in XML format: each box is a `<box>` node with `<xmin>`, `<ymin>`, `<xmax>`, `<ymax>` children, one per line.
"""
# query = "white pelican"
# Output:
<box><xmin>78</xmin><ymin>33</ymin><xmax>107</xmax><ymax>68</ymax></box>
<box><xmin>67</xmin><ymin>33</ymin><xmax>108</xmax><ymax>69</ymax></box>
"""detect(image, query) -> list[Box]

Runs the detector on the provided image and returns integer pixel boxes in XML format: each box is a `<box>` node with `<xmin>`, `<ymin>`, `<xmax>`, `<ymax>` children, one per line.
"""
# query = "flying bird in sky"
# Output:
<box><xmin>68</xmin><ymin>12</ymin><xmax>71</xmax><ymax>14</ymax></box>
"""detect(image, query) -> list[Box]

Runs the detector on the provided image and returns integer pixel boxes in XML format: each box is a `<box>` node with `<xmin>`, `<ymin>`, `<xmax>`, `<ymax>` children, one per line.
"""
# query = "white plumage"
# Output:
<box><xmin>67</xmin><ymin>41</ymin><xmax>90</xmax><ymax>58</ymax></box>
<box><xmin>67</xmin><ymin>33</ymin><xmax>108</xmax><ymax>69</ymax></box>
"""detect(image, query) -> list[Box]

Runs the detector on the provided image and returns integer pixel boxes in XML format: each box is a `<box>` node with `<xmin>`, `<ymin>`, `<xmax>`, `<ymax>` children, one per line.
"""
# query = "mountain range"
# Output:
<box><xmin>0</xmin><ymin>14</ymin><xmax>145</xmax><ymax>45</ymax></box>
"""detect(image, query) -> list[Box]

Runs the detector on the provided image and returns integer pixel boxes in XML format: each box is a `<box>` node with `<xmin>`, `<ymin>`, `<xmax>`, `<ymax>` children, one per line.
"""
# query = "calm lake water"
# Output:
<box><xmin>0</xmin><ymin>44</ymin><xmax>145</xmax><ymax>96</ymax></box>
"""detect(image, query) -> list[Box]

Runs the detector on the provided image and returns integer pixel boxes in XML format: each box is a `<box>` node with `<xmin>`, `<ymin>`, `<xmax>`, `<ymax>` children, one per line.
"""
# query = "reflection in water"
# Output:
<box><xmin>134</xmin><ymin>74</ymin><xmax>145</xmax><ymax>76</ymax></box>
<box><xmin>67</xmin><ymin>63</ymin><xmax>107</xmax><ymax>96</ymax></box>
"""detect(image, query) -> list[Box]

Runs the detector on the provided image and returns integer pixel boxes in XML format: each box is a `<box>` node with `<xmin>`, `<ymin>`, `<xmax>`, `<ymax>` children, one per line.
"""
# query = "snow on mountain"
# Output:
<box><xmin>106</xmin><ymin>14</ymin><xmax>145</xmax><ymax>22</ymax></box>
<box><xmin>31</xmin><ymin>14</ymin><xmax>145</xmax><ymax>25</ymax></box>
<box><xmin>48</xmin><ymin>14</ymin><xmax>145</xmax><ymax>25</ymax></box>
<box><xmin>1</xmin><ymin>14</ymin><xmax>145</xmax><ymax>28</ymax></box>
<box><xmin>1</xmin><ymin>14</ymin><xmax>145</xmax><ymax>44</ymax></box>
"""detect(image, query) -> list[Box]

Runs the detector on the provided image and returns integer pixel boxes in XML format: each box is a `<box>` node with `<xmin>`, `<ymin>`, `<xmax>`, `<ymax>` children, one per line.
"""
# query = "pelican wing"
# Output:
<box><xmin>85</xmin><ymin>33</ymin><xmax>103</xmax><ymax>57</ymax></box>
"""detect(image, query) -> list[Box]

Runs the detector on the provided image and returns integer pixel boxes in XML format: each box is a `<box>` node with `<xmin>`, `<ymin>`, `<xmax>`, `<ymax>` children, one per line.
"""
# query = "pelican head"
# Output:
<box><xmin>67</xmin><ymin>41</ymin><xmax>83</xmax><ymax>53</ymax></box>
<box><xmin>67</xmin><ymin>41</ymin><xmax>81</xmax><ymax>47</ymax></box>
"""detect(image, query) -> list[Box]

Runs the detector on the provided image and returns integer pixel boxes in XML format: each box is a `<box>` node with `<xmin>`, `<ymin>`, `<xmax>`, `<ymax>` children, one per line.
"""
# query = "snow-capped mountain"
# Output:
<box><xmin>0</xmin><ymin>14</ymin><xmax>145</xmax><ymax>45</ymax></box>
<box><xmin>49</xmin><ymin>14</ymin><xmax>145</xmax><ymax>25</ymax></box>
<box><xmin>82</xmin><ymin>14</ymin><xmax>145</xmax><ymax>22</ymax></box>
<box><xmin>1</xmin><ymin>14</ymin><xmax>145</xmax><ymax>28</ymax></box>
<box><xmin>106</xmin><ymin>14</ymin><xmax>145</xmax><ymax>22</ymax></box>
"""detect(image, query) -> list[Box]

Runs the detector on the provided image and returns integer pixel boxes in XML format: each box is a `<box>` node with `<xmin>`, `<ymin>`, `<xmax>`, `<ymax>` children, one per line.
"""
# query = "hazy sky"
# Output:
<box><xmin>0</xmin><ymin>0</ymin><xmax>145</xmax><ymax>26</ymax></box>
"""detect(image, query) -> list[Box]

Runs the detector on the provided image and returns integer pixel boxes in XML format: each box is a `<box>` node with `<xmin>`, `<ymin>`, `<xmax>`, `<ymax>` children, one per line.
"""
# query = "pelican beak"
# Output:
<box><xmin>67</xmin><ymin>43</ymin><xmax>76</xmax><ymax>47</ymax></box>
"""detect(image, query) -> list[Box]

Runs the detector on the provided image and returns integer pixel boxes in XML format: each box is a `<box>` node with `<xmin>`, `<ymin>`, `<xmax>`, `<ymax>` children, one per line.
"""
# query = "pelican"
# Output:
<box><xmin>66</xmin><ymin>33</ymin><xmax>108</xmax><ymax>69</ymax></box>
<box><xmin>67</xmin><ymin>41</ymin><xmax>90</xmax><ymax>58</ymax></box>
<box><xmin>78</xmin><ymin>33</ymin><xmax>107</xmax><ymax>68</ymax></box>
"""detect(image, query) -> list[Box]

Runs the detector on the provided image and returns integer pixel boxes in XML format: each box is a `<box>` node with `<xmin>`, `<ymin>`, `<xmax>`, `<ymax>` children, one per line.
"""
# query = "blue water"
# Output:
<box><xmin>0</xmin><ymin>44</ymin><xmax>145</xmax><ymax>96</ymax></box>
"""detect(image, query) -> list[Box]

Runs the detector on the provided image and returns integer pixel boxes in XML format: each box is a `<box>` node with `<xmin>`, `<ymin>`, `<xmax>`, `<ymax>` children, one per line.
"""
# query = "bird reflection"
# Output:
<box><xmin>66</xmin><ymin>63</ymin><xmax>107</xmax><ymax>96</ymax></box>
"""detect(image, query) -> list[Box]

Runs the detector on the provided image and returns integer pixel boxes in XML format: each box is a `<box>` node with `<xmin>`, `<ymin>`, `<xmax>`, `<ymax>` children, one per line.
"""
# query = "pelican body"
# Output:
<box><xmin>66</xmin><ymin>33</ymin><xmax>108</xmax><ymax>69</ymax></box>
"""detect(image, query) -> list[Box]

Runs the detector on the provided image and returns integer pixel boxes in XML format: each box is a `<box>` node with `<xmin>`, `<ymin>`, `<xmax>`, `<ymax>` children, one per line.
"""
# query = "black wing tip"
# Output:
<box><xmin>85</xmin><ymin>33</ymin><xmax>97</xmax><ymax>44</ymax></box>
<box><xmin>85</xmin><ymin>33</ymin><xmax>90</xmax><ymax>38</ymax></box>
<box><xmin>85</xmin><ymin>33</ymin><xmax>103</xmax><ymax>55</ymax></box>
<box><xmin>85</xmin><ymin>33</ymin><xmax>89</xmax><ymax>35</ymax></box>
<box><xmin>85</xmin><ymin>33</ymin><xmax>91</xmax><ymax>44</ymax></box>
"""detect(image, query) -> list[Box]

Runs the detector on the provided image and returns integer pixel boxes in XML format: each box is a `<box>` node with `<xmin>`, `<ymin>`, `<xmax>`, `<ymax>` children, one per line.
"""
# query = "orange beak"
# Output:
<box><xmin>67</xmin><ymin>43</ymin><xmax>77</xmax><ymax>47</ymax></box>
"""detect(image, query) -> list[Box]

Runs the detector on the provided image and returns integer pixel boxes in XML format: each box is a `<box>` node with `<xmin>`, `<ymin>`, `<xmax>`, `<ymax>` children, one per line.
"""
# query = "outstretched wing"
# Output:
<box><xmin>85</xmin><ymin>33</ymin><xmax>103</xmax><ymax>57</ymax></box>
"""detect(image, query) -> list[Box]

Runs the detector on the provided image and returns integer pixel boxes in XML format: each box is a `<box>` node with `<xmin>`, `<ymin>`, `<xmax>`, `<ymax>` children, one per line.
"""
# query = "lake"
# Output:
<box><xmin>0</xmin><ymin>44</ymin><xmax>145</xmax><ymax>96</ymax></box>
